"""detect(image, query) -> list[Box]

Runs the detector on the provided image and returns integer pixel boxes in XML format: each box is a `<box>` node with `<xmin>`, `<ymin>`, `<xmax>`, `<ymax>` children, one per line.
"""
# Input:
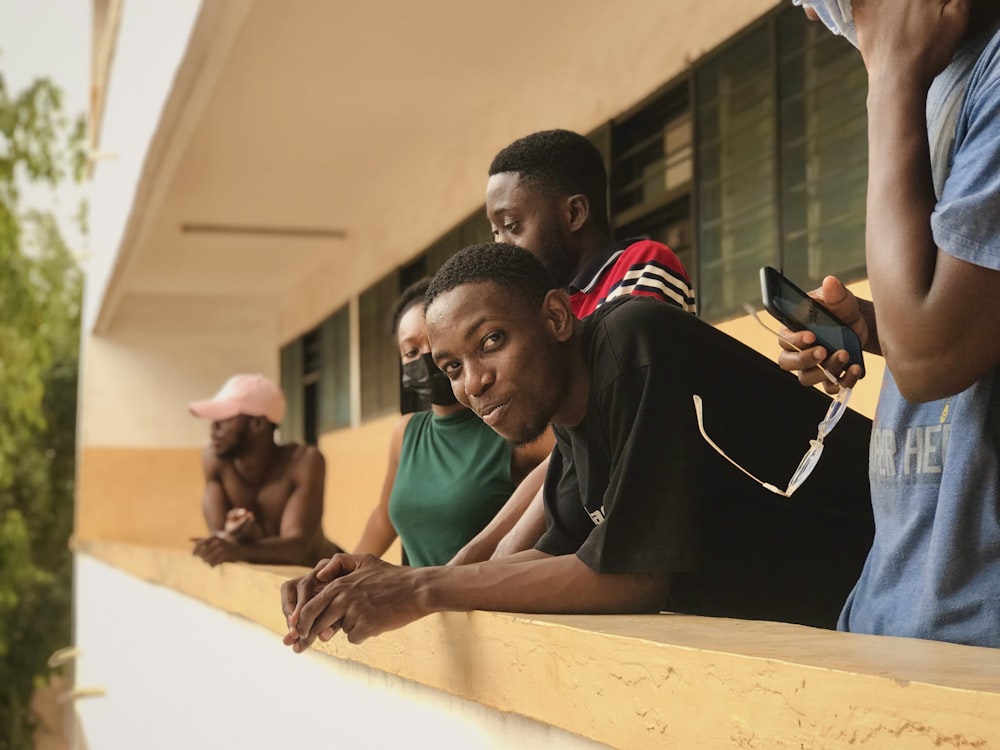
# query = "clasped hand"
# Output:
<box><xmin>281</xmin><ymin>553</ymin><xmax>426</xmax><ymax>648</ymax></box>
<box><xmin>191</xmin><ymin>508</ymin><xmax>262</xmax><ymax>566</ymax></box>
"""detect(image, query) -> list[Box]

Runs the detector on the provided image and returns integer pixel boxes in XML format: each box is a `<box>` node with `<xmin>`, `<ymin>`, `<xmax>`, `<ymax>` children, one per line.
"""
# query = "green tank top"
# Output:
<box><xmin>388</xmin><ymin>409</ymin><xmax>514</xmax><ymax>567</ymax></box>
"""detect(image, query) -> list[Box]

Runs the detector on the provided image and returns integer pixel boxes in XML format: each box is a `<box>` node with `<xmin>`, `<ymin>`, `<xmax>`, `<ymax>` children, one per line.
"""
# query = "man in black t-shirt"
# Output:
<box><xmin>280</xmin><ymin>244</ymin><xmax>873</xmax><ymax>648</ymax></box>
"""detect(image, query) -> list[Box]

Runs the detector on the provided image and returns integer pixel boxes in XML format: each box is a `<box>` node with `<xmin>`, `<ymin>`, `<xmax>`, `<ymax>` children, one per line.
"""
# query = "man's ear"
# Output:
<box><xmin>566</xmin><ymin>194</ymin><xmax>590</xmax><ymax>234</ymax></box>
<box><xmin>541</xmin><ymin>289</ymin><xmax>575</xmax><ymax>343</ymax></box>
<box><xmin>249</xmin><ymin>416</ymin><xmax>271</xmax><ymax>434</ymax></box>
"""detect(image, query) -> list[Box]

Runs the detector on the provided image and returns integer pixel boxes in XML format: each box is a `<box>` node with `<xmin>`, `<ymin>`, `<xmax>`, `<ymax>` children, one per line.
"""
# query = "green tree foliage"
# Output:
<box><xmin>0</xmin><ymin>63</ymin><xmax>84</xmax><ymax>750</ymax></box>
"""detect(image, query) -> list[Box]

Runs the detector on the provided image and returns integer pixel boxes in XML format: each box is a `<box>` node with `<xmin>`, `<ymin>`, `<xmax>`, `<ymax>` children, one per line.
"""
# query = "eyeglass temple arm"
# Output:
<box><xmin>743</xmin><ymin>304</ymin><xmax>840</xmax><ymax>387</ymax></box>
<box><xmin>692</xmin><ymin>394</ymin><xmax>788</xmax><ymax>496</ymax></box>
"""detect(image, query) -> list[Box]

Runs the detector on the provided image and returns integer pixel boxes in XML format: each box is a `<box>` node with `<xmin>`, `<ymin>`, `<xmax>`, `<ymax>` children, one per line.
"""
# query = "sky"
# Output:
<box><xmin>0</xmin><ymin>0</ymin><xmax>91</xmax><ymax>249</ymax></box>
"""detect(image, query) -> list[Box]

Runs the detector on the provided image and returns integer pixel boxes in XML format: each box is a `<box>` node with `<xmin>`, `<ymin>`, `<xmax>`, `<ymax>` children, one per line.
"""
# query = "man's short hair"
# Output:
<box><xmin>389</xmin><ymin>277</ymin><xmax>431</xmax><ymax>335</ymax></box>
<box><xmin>426</xmin><ymin>243</ymin><xmax>556</xmax><ymax>313</ymax></box>
<box><xmin>488</xmin><ymin>129</ymin><xmax>609</xmax><ymax>228</ymax></box>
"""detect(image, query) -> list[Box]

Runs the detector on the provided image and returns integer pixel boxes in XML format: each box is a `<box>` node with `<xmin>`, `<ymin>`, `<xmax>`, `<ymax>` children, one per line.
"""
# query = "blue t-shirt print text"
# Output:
<box><xmin>869</xmin><ymin>400</ymin><xmax>951</xmax><ymax>484</ymax></box>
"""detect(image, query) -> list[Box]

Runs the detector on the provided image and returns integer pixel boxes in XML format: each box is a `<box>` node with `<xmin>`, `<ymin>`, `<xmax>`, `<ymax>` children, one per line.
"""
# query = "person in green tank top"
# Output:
<box><xmin>349</xmin><ymin>279</ymin><xmax>553</xmax><ymax>567</ymax></box>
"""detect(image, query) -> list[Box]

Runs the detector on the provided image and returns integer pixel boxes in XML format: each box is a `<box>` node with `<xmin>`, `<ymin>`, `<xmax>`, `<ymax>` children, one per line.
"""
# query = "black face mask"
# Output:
<box><xmin>401</xmin><ymin>353</ymin><xmax>458</xmax><ymax>406</ymax></box>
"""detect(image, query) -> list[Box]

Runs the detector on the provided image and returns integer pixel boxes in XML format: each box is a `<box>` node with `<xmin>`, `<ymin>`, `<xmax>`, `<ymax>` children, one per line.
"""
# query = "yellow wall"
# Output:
<box><xmin>74</xmin><ymin>417</ymin><xmax>403</xmax><ymax>557</ymax></box>
<box><xmin>77</xmin><ymin>0</ymin><xmax>880</xmax><ymax>551</ymax></box>
<box><xmin>78</xmin><ymin>296</ymin><xmax>278</xmax><ymax>449</ymax></box>
<box><xmin>319</xmin><ymin>414</ymin><xmax>402</xmax><ymax>561</ymax></box>
<box><xmin>76</xmin><ymin>291</ymin><xmax>882</xmax><ymax>549</ymax></box>
<box><xmin>250</xmin><ymin>0</ymin><xmax>782</xmax><ymax>345</ymax></box>
<box><xmin>76</xmin><ymin>542</ymin><xmax>1000</xmax><ymax>749</ymax></box>
<box><xmin>76</xmin><ymin>446</ymin><xmax>204</xmax><ymax>546</ymax></box>
<box><xmin>74</xmin><ymin>548</ymin><xmax>609</xmax><ymax>749</ymax></box>
<box><xmin>75</xmin><ymin>295</ymin><xmax>279</xmax><ymax>546</ymax></box>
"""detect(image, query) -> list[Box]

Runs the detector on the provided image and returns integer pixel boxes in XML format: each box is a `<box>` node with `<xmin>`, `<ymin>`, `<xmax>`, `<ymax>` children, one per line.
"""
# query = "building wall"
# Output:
<box><xmin>318</xmin><ymin>414</ymin><xmax>401</xmax><ymax>556</ymax></box>
<box><xmin>85</xmin><ymin>0</ymin><xmax>204</xmax><ymax>333</ymax></box>
<box><xmin>270</xmin><ymin>0</ymin><xmax>782</xmax><ymax>347</ymax></box>
<box><xmin>77</xmin><ymin>295</ymin><xmax>278</xmax><ymax>546</ymax></box>
<box><xmin>72</xmin><ymin>542</ymin><xmax>1000</xmax><ymax>749</ymax></box>
<box><xmin>78</xmin><ymin>3</ymin><xmax>995</xmax><ymax>746</ymax></box>
<box><xmin>72</xmin><ymin>554</ymin><xmax>607</xmax><ymax>750</ymax></box>
<box><xmin>77</xmin><ymin>0</ymin><xmax>880</xmax><ymax>553</ymax></box>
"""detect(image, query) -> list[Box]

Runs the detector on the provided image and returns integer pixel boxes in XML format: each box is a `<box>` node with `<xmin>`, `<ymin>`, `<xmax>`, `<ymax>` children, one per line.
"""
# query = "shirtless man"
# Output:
<box><xmin>189</xmin><ymin>373</ymin><xmax>342</xmax><ymax>566</ymax></box>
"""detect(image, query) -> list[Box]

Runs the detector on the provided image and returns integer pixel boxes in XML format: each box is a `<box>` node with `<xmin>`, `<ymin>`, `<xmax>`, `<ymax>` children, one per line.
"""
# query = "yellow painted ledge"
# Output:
<box><xmin>76</xmin><ymin>540</ymin><xmax>1000</xmax><ymax>749</ymax></box>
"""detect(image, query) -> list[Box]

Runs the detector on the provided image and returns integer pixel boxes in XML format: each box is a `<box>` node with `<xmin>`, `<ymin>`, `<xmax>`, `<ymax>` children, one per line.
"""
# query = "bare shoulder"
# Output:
<box><xmin>389</xmin><ymin>412</ymin><xmax>416</xmax><ymax>459</ymax></box>
<box><xmin>285</xmin><ymin>443</ymin><xmax>326</xmax><ymax>480</ymax></box>
<box><xmin>201</xmin><ymin>444</ymin><xmax>225</xmax><ymax>479</ymax></box>
<box><xmin>391</xmin><ymin>412</ymin><xmax>416</xmax><ymax>441</ymax></box>
<box><xmin>287</xmin><ymin>442</ymin><xmax>325</xmax><ymax>467</ymax></box>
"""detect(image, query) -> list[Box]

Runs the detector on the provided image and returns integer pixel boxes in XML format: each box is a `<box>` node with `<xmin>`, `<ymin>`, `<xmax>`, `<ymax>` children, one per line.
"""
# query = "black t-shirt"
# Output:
<box><xmin>536</xmin><ymin>297</ymin><xmax>875</xmax><ymax>628</ymax></box>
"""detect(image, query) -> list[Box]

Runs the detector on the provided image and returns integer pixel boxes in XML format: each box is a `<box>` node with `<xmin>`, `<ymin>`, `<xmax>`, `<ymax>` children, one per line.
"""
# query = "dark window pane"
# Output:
<box><xmin>696</xmin><ymin>25</ymin><xmax>777</xmax><ymax>320</ymax></box>
<box><xmin>689</xmin><ymin>7</ymin><xmax>867</xmax><ymax>321</ymax></box>
<box><xmin>400</xmin><ymin>257</ymin><xmax>427</xmax><ymax>291</ymax></box>
<box><xmin>459</xmin><ymin>211</ymin><xmax>493</xmax><ymax>248</ymax></box>
<box><xmin>301</xmin><ymin>327</ymin><xmax>320</xmax><ymax>445</ymax></box>
<box><xmin>359</xmin><ymin>271</ymin><xmax>400</xmax><ymax>421</ymax></box>
<box><xmin>425</xmin><ymin>226</ymin><xmax>463</xmax><ymax>275</ymax></box>
<box><xmin>280</xmin><ymin>339</ymin><xmax>304</xmax><ymax>442</ymax></box>
<box><xmin>778</xmin><ymin>14</ymin><xmax>868</xmax><ymax>288</ymax></box>
<box><xmin>318</xmin><ymin>305</ymin><xmax>351</xmax><ymax>432</ymax></box>
<box><xmin>423</xmin><ymin>205</ymin><xmax>491</xmax><ymax>276</ymax></box>
<box><xmin>612</xmin><ymin>84</ymin><xmax>692</xmax><ymax>223</ymax></box>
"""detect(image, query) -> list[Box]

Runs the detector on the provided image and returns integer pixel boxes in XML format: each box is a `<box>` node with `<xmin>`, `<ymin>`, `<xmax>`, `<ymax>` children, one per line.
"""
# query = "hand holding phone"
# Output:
<box><xmin>760</xmin><ymin>266</ymin><xmax>865</xmax><ymax>378</ymax></box>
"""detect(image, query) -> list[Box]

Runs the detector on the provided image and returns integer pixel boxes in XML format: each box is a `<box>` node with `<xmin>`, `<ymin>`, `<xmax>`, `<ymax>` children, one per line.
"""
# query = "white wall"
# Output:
<box><xmin>85</xmin><ymin>0</ymin><xmax>203</xmax><ymax>332</ymax></box>
<box><xmin>72</xmin><ymin>555</ymin><xmax>609</xmax><ymax>750</ymax></box>
<box><xmin>78</xmin><ymin>295</ymin><xmax>277</xmax><ymax>448</ymax></box>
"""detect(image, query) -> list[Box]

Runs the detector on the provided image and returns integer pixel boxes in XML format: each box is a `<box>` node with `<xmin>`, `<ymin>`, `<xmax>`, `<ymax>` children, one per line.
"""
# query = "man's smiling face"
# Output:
<box><xmin>426</xmin><ymin>280</ymin><xmax>567</xmax><ymax>446</ymax></box>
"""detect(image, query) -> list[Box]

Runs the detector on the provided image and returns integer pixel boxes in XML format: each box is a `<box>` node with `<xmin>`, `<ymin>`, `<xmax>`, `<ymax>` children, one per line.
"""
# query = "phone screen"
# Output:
<box><xmin>760</xmin><ymin>265</ymin><xmax>865</xmax><ymax>376</ymax></box>
<box><xmin>770</xmin><ymin>282</ymin><xmax>852</xmax><ymax>351</ymax></box>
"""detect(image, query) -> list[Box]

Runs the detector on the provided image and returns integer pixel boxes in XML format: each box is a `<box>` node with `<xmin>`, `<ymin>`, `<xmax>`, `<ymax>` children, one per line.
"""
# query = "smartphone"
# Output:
<box><xmin>759</xmin><ymin>266</ymin><xmax>865</xmax><ymax>377</ymax></box>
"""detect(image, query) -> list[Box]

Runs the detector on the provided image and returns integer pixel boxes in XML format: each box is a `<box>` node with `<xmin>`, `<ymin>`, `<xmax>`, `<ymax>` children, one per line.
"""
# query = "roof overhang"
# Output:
<box><xmin>89</xmin><ymin>0</ymin><xmax>777</xmax><ymax>338</ymax></box>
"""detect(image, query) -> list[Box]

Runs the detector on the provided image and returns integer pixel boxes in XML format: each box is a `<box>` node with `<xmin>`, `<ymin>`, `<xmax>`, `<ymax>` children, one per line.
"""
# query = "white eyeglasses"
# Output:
<box><xmin>692</xmin><ymin>306</ymin><xmax>851</xmax><ymax>497</ymax></box>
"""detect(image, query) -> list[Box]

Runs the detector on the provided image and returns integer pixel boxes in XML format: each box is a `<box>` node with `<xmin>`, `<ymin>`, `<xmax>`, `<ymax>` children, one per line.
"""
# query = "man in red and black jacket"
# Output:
<box><xmin>450</xmin><ymin>129</ymin><xmax>697</xmax><ymax>563</ymax></box>
<box><xmin>485</xmin><ymin>128</ymin><xmax>695</xmax><ymax>318</ymax></box>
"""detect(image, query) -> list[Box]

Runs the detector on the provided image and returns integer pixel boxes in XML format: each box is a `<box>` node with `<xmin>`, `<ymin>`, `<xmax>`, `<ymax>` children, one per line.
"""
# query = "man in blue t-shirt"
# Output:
<box><xmin>783</xmin><ymin>0</ymin><xmax>1000</xmax><ymax>647</ymax></box>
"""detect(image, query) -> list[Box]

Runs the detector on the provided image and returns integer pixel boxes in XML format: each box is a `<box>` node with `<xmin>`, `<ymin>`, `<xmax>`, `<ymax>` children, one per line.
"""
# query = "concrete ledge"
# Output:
<box><xmin>77</xmin><ymin>540</ymin><xmax>1000</xmax><ymax>749</ymax></box>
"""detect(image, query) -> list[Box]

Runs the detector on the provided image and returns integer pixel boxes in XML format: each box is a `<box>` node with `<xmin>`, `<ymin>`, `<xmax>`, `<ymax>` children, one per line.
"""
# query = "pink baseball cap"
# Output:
<box><xmin>189</xmin><ymin>374</ymin><xmax>286</xmax><ymax>424</ymax></box>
